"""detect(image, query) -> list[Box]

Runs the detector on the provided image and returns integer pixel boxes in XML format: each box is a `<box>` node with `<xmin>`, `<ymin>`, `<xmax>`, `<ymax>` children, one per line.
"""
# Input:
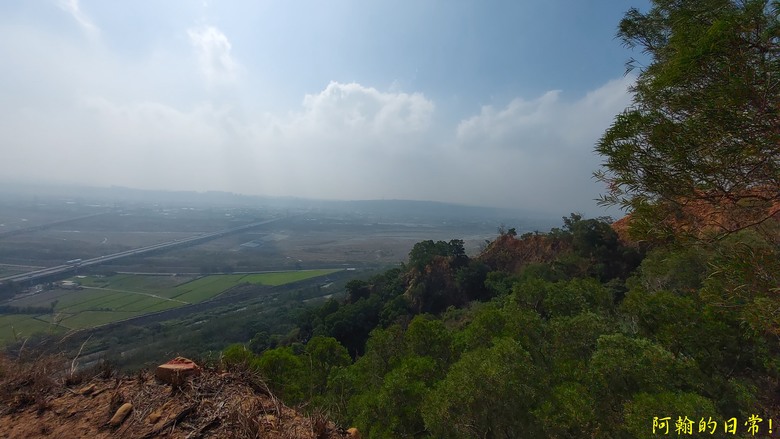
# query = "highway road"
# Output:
<box><xmin>0</xmin><ymin>216</ymin><xmax>289</xmax><ymax>286</ymax></box>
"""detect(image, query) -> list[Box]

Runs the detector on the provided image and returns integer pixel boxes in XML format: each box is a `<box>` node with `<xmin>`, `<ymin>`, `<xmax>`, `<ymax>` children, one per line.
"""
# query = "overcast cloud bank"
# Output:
<box><xmin>0</xmin><ymin>2</ymin><xmax>636</xmax><ymax>216</ymax></box>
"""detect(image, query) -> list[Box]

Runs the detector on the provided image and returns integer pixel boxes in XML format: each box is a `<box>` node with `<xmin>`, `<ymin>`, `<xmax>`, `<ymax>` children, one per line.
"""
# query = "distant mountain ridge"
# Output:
<box><xmin>0</xmin><ymin>182</ymin><xmax>557</xmax><ymax>226</ymax></box>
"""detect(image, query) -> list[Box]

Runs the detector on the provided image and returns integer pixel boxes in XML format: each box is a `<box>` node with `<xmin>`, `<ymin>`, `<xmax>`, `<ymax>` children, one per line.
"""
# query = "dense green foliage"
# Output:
<box><xmin>224</xmin><ymin>220</ymin><xmax>778</xmax><ymax>437</ymax></box>
<box><xmin>595</xmin><ymin>0</ymin><xmax>779</xmax><ymax>240</ymax></box>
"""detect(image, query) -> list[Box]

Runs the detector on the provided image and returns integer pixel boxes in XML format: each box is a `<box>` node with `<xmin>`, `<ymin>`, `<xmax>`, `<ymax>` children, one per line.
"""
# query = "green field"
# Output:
<box><xmin>241</xmin><ymin>269</ymin><xmax>340</xmax><ymax>286</ymax></box>
<box><xmin>0</xmin><ymin>269</ymin><xmax>341</xmax><ymax>344</ymax></box>
<box><xmin>0</xmin><ymin>315</ymin><xmax>64</xmax><ymax>344</ymax></box>
<box><xmin>60</xmin><ymin>310</ymin><xmax>142</xmax><ymax>329</ymax></box>
<box><xmin>76</xmin><ymin>274</ymin><xmax>194</xmax><ymax>291</ymax></box>
<box><xmin>165</xmin><ymin>274</ymin><xmax>247</xmax><ymax>301</ymax></box>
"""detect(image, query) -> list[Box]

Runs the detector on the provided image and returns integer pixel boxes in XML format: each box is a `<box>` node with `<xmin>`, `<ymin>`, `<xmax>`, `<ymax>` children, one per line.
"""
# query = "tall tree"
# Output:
<box><xmin>595</xmin><ymin>0</ymin><xmax>779</xmax><ymax>240</ymax></box>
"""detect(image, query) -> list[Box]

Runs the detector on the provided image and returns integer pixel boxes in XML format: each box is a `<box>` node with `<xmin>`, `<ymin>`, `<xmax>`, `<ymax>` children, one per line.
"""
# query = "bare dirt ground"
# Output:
<box><xmin>0</xmin><ymin>355</ymin><xmax>351</xmax><ymax>439</ymax></box>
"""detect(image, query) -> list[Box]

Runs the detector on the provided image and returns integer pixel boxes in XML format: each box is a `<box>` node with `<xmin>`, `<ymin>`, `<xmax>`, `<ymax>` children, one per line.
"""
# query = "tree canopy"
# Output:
<box><xmin>595</xmin><ymin>0</ymin><xmax>779</xmax><ymax>240</ymax></box>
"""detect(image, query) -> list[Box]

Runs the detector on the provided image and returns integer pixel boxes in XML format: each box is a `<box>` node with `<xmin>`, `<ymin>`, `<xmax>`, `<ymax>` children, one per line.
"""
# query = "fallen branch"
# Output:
<box><xmin>140</xmin><ymin>403</ymin><xmax>198</xmax><ymax>439</ymax></box>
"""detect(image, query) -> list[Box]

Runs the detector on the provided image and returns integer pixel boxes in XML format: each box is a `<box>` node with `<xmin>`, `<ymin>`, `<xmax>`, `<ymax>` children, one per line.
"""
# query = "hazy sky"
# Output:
<box><xmin>0</xmin><ymin>0</ymin><xmax>649</xmax><ymax>215</ymax></box>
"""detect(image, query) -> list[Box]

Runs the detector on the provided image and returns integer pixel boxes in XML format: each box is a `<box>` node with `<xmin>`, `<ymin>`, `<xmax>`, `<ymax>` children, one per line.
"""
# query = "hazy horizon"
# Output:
<box><xmin>0</xmin><ymin>180</ymin><xmax>565</xmax><ymax>220</ymax></box>
<box><xmin>1</xmin><ymin>0</ymin><xmax>649</xmax><ymax>217</ymax></box>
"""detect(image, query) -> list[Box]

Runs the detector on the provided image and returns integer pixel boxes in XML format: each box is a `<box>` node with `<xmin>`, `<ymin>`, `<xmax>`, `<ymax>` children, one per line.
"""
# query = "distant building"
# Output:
<box><xmin>25</xmin><ymin>284</ymin><xmax>44</xmax><ymax>294</ymax></box>
<box><xmin>60</xmin><ymin>280</ymin><xmax>81</xmax><ymax>290</ymax></box>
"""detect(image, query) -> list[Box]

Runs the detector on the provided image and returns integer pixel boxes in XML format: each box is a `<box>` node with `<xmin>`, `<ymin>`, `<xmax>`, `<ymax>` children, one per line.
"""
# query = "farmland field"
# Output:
<box><xmin>60</xmin><ymin>311</ymin><xmax>144</xmax><ymax>329</ymax></box>
<box><xmin>166</xmin><ymin>275</ymin><xmax>246</xmax><ymax>302</ymax></box>
<box><xmin>0</xmin><ymin>187</ymin><xmax>541</xmax><ymax>370</ymax></box>
<box><xmin>79</xmin><ymin>274</ymin><xmax>193</xmax><ymax>291</ymax></box>
<box><xmin>241</xmin><ymin>269</ymin><xmax>340</xmax><ymax>286</ymax></box>
<box><xmin>0</xmin><ymin>314</ymin><xmax>64</xmax><ymax>344</ymax></box>
<box><xmin>0</xmin><ymin>269</ymin><xmax>341</xmax><ymax>344</ymax></box>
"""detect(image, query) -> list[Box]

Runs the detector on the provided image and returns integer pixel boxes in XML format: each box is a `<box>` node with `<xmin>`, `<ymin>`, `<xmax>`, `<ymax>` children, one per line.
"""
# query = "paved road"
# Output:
<box><xmin>0</xmin><ymin>216</ymin><xmax>290</xmax><ymax>286</ymax></box>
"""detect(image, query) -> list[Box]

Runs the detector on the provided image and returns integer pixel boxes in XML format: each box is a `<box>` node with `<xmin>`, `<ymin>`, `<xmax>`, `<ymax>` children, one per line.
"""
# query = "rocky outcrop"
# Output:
<box><xmin>478</xmin><ymin>234</ymin><xmax>571</xmax><ymax>273</ymax></box>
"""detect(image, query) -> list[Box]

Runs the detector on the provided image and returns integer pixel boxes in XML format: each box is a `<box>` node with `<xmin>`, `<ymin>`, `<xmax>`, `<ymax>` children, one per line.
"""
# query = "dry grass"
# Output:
<box><xmin>0</xmin><ymin>350</ymin><xmax>347</xmax><ymax>438</ymax></box>
<box><xmin>0</xmin><ymin>351</ymin><xmax>66</xmax><ymax>415</ymax></box>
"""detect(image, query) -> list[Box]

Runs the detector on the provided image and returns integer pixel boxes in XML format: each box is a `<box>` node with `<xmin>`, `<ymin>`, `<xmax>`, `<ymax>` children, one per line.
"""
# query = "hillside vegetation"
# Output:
<box><xmin>222</xmin><ymin>213</ymin><xmax>778</xmax><ymax>438</ymax></box>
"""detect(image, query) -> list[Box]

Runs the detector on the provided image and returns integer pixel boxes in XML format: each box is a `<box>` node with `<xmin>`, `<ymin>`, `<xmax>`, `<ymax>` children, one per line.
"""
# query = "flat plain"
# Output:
<box><xmin>0</xmin><ymin>193</ymin><xmax>520</xmax><ymax>347</ymax></box>
<box><xmin>0</xmin><ymin>269</ymin><xmax>341</xmax><ymax>343</ymax></box>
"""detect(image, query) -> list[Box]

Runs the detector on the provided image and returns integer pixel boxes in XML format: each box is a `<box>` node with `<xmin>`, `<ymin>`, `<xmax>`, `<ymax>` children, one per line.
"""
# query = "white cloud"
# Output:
<box><xmin>0</xmin><ymin>1</ymin><xmax>644</xmax><ymax>218</ymax></box>
<box><xmin>236</xmin><ymin>82</ymin><xmax>437</xmax><ymax>199</ymax></box>
<box><xmin>187</xmin><ymin>25</ymin><xmax>239</xmax><ymax>85</ymax></box>
<box><xmin>456</xmin><ymin>90</ymin><xmax>561</xmax><ymax>150</ymax></box>
<box><xmin>57</xmin><ymin>0</ymin><xmax>99</xmax><ymax>36</ymax></box>
<box><xmin>285</xmin><ymin>81</ymin><xmax>434</xmax><ymax>142</ymax></box>
<box><xmin>456</xmin><ymin>76</ymin><xmax>633</xmax><ymax>153</ymax></box>
<box><xmin>0</xmin><ymin>79</ymin><xmax>439</xmax><ymax>200</ymax></box>
<box><xmin>449</xmin><ymin>75</ymin><xmax>635</xmax><ymax>213</ymax></box>
<box><xmin>0</xmin><ymin>11</ymin><xmax>633</xmax><ymax>216</ymax></box>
